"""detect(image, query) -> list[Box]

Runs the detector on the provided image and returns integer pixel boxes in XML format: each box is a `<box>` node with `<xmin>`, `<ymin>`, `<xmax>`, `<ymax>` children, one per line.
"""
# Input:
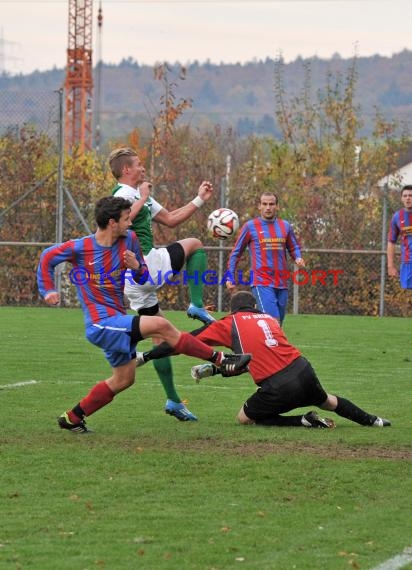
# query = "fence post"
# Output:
<box><xmin>55</xmin><ymin>88</ymin><xmax>65</xmax><ymax>296</ymax></box>
<box><xmin>379</xmin><ymin>183</ymin><xmax>388</xmax><ymax>317</ymax></box>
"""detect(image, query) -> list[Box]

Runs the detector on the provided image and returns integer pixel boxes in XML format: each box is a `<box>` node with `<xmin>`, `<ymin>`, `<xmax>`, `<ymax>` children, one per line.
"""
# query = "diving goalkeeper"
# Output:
<box><xmin>136</xmin><ymin>291</ymin><xmax>391</xmax><ymax>429</ymax></box>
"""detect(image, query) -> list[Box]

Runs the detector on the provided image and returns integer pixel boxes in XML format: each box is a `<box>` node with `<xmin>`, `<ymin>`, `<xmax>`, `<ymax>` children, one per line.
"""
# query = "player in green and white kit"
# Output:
<box><xmin>109</xmin><ymin>147</ymin><xmax>215</xmax><ymax>421</ymax></box>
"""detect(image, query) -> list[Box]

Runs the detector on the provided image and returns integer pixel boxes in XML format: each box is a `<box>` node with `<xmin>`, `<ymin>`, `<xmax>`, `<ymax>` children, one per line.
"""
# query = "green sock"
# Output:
<box><xmin>153</xmin><ymin>355</ymin><xmax>180</xmax><ymax>402</ymax></box>
<box><xmin>185</xmin><ymin>248</ymin><xmax>207</xmax><ymax>308</ymax></box>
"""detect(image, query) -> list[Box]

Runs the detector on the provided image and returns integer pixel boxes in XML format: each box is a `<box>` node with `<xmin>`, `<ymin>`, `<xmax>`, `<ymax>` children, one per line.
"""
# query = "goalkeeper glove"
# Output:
<box><xmin>191</xmin><ymin>363</ymin><xmax>219</xmax><ymax>383</ymax></box>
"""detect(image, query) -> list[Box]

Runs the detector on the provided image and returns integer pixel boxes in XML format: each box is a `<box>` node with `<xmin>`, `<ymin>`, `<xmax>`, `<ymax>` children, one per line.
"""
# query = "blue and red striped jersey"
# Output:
<box><xmin>388</xmin><ymin>209</ymin><xmax>412</xmax><ymax>263</ymax></box>
<box><xmin>37</xmin><ymin>231</ymin><xmax>146</xmax><ymax>326</ymax></box>
<box><xmin>227</xmin><ymin>217</ymin><xmax>302</xmax><ymax>288</ymax></box>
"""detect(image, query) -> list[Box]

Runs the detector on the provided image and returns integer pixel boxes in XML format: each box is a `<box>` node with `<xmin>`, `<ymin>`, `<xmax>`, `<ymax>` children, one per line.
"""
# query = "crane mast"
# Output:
<box><xmin>64</xmin><ymin>0</ymin><xmax>93</xmax><ymax>153</ymax></box>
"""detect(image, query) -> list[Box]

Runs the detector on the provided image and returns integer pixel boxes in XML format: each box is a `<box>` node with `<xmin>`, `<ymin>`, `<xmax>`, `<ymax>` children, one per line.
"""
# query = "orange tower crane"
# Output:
<box><xmin>64</xmin><ymin>0</ymin><xmax>93</xmax><ymax>153</ymax></box>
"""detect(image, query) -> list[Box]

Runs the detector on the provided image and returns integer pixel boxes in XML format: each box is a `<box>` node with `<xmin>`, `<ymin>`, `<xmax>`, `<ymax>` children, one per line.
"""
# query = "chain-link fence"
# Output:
<box><xmin>154</xmin><ymin>245</ymin><xmax>409</xmax><ymax>318</ymax></box>
<box><xmin>0</xmin><ymin>88</ymin><xmax>64</xmax><ymax>237</ymax></box>
<box><xmin>1</xmin><ymin>88</ymin><xmax>409</xmax><ymax>317</ymax></box>
<box><xmin>0</xmin><ymin>89</ymin><xmax>61</xmax><ymax>148</ymax></box>
<box><xmin>2</xmin><ymin>242</ymin><xmax>407</xmax><ymax>316</ymax></box>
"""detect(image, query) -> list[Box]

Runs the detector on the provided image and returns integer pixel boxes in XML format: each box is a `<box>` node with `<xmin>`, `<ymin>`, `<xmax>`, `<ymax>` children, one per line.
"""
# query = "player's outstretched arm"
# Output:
<box><xmin>152</xmin><ymin>181</ymin><xmax>214</xmax><ymax>228</ymax></box>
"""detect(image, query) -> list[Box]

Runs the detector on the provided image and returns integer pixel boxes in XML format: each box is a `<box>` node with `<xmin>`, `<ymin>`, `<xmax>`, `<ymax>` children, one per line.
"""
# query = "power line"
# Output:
<box><xmin>0</xmin><ymin>27</ymin><xmax>21</xmax><ymax>74</ymax></box>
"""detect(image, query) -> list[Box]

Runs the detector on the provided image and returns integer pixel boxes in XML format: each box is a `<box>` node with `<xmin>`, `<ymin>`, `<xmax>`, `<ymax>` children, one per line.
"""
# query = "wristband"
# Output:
<box><xmin>191</xmin><ymin>196</ymin><xmax>205</xmax><ymax>208</ymax></box>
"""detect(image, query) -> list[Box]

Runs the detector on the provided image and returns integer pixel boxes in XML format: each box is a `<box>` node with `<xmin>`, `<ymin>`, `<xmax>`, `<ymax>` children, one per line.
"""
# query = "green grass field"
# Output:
<box><xmin>0</xmin><ymin>307</ymin><xmax>411</xmax><ymax>570</ymax></box>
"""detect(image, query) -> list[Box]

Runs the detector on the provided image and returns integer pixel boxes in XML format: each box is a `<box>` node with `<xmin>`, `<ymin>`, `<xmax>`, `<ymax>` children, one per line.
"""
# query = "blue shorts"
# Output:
<box><xmin>86</xmin><ymin>315</ymin><xmax>137</xmax><ymax>368</ymax></box>
<box><xmin>400</xmin><ymin>263</ymin><xmax>412</xmax><ymax>289</ymax></box>
<box><xmin>251</xmin><ymin>286</ymin><xmax>288</xmax><ymax>323</ymax></box>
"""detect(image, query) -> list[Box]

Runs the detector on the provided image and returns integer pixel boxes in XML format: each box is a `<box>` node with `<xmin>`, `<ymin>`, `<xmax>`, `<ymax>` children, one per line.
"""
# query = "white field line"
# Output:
<box><xmin>0</xmin><ymin>379</ymin><xmax>240</xmax><ymax>391</ymax></box>
<box><xmin>0</xmin><ymin>380</ymin><xmax>39</xmax><ymax>390</ymax></box>
<box><xmin>137</xmin><ymin>381</ymin><xmax>243</xmax><ymax>391</ymax></box>
<box><xmin>370</xmin><ymin>548</ymin><xmax>412</xmax><ymax>570</ymax></box>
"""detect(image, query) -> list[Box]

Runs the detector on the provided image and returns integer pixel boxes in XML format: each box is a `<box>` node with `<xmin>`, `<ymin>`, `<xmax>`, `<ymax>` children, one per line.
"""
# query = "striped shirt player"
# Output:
<box><xmin>37</xmin><ymin>196</ymin><xmax>248</xmax><ymax>433</ymax></box>
<box><xmin>37</xmin><ymin>208</ymin><xmax>149</xmax><ymax>366</ymax></box>
<box><xmin>387</xmin><ymin>185</ymin><xmax>412</xmax><ymax>289</ymax></box>
<box><xmin>226</xmin><ymin>192</ymin><xmax>305</xmax><ymax>324</ymax></box>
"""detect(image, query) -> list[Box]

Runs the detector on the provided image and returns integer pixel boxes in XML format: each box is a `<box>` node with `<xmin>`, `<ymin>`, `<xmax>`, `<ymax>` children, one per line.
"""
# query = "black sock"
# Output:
<box><xmin>334</xmin><ymin>396</ymin><xmax>376</xmax><ymax>426</ymax></box>
<box><xmin>211</xmin><ymin>351</ymin><xmax>220</xmax><ymax>363</ymax></box>
<box><xmin>256</xmin><ymin>415</ymin><xmax>303</xmax><ymax>427</ymax></box>
<box><xmin>142</xmin><ymin>351</ymin><xmax>151</xmax><ymax>363</ymax></box>
<box><xmin>72</xmin><ymin>404</ymin><xmax>85</xmax><ymax>420</ymax></box>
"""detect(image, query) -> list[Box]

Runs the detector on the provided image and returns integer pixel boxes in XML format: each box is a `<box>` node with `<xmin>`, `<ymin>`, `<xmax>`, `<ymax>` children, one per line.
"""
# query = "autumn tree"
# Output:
<box><xmin>264</xmin><ymin>54</ymin><xmax>410</xmax><ymax>314</ymax></box>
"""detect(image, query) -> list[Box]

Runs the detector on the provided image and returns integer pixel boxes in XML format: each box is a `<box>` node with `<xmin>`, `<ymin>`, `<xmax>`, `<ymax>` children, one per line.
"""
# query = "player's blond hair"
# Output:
<box><xmin>108</xmin><ymin>147</ymin><xmax>138</xmax><ymax>179</ymax></box>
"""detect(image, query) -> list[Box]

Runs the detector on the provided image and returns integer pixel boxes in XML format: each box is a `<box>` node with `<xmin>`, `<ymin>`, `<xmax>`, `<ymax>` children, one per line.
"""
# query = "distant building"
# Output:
<box><xmin>377</xmin><ymin>143</ymin><xmax>412</xmax><ymax>189</ymax></box>
<box><xmin>377</xmin><ymin>162</ymin><xmax>412</xmax><ymax>190</ymax></box>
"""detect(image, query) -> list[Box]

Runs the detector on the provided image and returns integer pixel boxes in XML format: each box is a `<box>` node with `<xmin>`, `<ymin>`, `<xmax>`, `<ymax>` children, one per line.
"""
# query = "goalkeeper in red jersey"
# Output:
<box><xmin>137</xmin><ymin>291</ymin><xmax>391</xmax><ymax>429</ymax></box>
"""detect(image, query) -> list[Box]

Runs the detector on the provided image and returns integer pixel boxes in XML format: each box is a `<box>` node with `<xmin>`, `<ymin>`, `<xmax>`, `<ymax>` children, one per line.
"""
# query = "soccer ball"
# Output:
<box><xmin>207</xmin><ymin>208</ymin><xmax>239</xmax><ymax>240</ymax></box>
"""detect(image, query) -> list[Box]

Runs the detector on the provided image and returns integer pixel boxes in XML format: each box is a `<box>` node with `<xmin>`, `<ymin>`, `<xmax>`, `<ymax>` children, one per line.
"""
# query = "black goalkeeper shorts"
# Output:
<box><xmin>243</xmin><ymin>356</ymin><xmax>328</xmax><ymax>422</ymax></box>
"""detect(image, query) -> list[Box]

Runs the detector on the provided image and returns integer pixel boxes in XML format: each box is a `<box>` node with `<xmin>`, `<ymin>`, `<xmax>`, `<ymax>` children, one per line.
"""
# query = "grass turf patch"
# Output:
<box><xmin>0</xmin><ymin>307</ymin><xmax>411</xmax><ymax>569</ymax></box>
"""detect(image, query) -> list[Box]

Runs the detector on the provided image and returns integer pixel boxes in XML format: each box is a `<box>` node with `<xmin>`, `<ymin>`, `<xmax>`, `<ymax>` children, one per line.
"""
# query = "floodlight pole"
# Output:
<box><xmin>217</xmin><ymin>155</ymin><xmax>231</xmax><ymax>312</ymax></box>
<box><xmin>217</xmin><ymin>179</ymin><xmax>225</xmax><ymax>312</ymax></box>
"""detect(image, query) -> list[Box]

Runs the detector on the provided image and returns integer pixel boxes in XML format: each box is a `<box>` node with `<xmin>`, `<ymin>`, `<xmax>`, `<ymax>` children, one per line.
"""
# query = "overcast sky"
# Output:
<box><xmin>1</xmin><ymin>0</ymin><xmax>411</xmax><ymax>75</ymax></box>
